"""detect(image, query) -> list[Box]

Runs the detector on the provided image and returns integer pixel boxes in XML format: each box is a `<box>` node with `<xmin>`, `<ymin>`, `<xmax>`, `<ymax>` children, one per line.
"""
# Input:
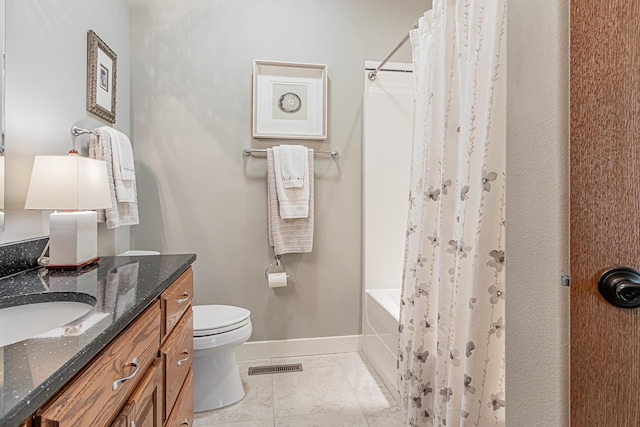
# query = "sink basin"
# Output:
<box><xmin>0</xmin><ymin>298</ymin><xmax>95</xmax><ymax>347</ymax></box>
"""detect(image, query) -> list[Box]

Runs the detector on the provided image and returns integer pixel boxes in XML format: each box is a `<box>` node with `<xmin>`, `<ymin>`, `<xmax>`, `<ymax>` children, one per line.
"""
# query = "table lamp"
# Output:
<box><xmin>25</xmin><ymin>155</ymin><xmax>112</xmax><ymax>269</ymax></box>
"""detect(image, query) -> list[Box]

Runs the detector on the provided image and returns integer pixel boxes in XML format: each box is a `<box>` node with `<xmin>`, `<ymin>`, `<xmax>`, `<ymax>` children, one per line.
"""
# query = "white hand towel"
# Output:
<box><xmin>103</xmin><ymin>127</ymin><xmax>136</xmax><ymax>203</ymax></box>
<box><xmin>279</xmin><ymin>145</ymin><xmax>307</xmax><ymax>188</ymax></box>
<box><xmin>273</xmin><ymin>146</ymin><xmax>309</xmax><ymax>219</ymax></box>
<box><xmin>115</xmin><ymin>133</ymin><xmax>136</xmax><ymax>181</ymax></box>
<box><xmin>89</xmin><ymin>128</ymin><xmax>139</xmax><ymax>229</ymax></box>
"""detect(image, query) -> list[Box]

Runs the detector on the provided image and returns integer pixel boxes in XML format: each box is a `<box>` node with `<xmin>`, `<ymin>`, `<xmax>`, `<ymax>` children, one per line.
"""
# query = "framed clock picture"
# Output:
<box><xmin>252</xmin><ymin>60</ymin><xmax>327</xmax><ymax>140</ymax></box>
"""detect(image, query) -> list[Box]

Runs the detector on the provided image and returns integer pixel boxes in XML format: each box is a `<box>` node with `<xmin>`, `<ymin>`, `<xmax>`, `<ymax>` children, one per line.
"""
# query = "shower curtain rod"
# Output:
<box><xmin>368</xmin><ymin>23</ymin><xmax>418</xmax><ymax>81</ymax></box>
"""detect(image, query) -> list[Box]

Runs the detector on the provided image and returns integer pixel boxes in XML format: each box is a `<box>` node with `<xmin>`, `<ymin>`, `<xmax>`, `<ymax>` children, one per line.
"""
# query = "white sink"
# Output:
<box><xmin>0</xmin><ymin>299</ymin><xmax>95</xmax><ymax>347</ymax></box>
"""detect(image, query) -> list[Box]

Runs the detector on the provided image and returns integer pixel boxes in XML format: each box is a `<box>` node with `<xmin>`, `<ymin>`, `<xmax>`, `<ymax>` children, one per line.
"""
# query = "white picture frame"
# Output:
<box><xmin>253</xmin><ymin>60</ymin><xmax>327</xmax><ymax>140</ymax></box>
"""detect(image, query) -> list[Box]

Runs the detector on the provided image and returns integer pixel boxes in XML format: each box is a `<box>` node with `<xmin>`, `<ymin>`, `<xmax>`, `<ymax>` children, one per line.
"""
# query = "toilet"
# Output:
<box><xmin>192</xmin><ymin>304</ymin><xmax>252</xmax><ymax>412</ymax></box>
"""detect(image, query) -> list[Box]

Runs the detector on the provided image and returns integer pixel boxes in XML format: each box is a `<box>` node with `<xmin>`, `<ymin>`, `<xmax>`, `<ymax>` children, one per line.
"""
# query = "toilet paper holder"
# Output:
<box><xmin>264</xmin><ymin>255</ymin><xmax>291</xmax><ymax>280</ymax></box>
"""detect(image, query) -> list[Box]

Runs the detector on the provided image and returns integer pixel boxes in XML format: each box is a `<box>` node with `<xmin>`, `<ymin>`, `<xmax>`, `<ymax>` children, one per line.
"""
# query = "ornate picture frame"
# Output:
<box><xmin>86</xmin><ymin>30</ymin><xmax>117</xmax><ymax>124</ymax></box>
<box><xmin>253</xmin><ymin>60</ymin><xmax>327</xmax><ymax>140</ymax></box>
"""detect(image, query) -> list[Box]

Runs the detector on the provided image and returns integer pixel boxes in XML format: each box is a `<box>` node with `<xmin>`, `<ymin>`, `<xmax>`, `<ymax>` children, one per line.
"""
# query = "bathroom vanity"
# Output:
<box><xmin>0</xmin><ymin>254</ymin><xmax>196</xmax><ymax>427</ymax></box>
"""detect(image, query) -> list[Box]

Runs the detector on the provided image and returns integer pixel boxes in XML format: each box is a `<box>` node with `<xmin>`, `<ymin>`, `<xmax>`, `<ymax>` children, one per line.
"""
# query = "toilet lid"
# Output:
<box><xmin>193</xmin><ymin>305</ymin><xmax>251</xmax><ymax>337</ymax></box>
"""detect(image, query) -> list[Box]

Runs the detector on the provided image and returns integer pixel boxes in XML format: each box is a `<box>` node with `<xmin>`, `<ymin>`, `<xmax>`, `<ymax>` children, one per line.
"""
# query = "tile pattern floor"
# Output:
<box><xmin>193</xmin><ymin>352</ymin><xmax>404</xmax><ymax>427</ymax></box>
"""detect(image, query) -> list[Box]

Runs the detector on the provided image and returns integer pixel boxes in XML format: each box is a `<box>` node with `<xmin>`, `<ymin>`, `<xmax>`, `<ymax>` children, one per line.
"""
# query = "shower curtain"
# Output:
<box><xmin>398</xmin><ymin>1</ymin><xmax>506</xmax><ymax>426</ymax></box>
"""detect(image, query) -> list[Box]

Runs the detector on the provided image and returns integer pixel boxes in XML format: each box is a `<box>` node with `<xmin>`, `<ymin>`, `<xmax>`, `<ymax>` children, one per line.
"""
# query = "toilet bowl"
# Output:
<box><xmin>192</xmin><ymin>304</ymin><xmax>252</xmax><ymax>412</ymax></box>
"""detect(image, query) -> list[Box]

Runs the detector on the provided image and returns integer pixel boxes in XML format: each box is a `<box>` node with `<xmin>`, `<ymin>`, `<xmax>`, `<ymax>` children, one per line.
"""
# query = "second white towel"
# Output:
<box><xmin>89</xmin><ymin>127</ymin><xmax>139</xmax><ymax>229</ymax></box>
<box><xmin>279</xmin><ymin>145</ymin><xmax>307</xmax><ymax>188</ymax></box>
<box><xmin>273</xmin><ymin>145</ymin><xmax>310</xmax><ymax>219</ymax></box>
<box><xmin>102</xmin><ymin>127</ymin><xmax>136</xmax><ymax>203</ymax></box>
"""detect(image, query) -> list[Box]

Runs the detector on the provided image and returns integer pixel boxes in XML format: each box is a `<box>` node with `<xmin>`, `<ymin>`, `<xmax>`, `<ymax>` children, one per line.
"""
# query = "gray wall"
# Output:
<box><xmin>506</xmin><ymin>0</ymin><xmax>569</xmax><ymax>425</ymax></box>
<box><xmin>2</xmin><ymin>0</ymin><xmax>130</xmax><ymax>253</ymax></box>
<box><xmin>130</xmin><ymin>0</ymin><xmax>428</xmax><ymax>341</ymax></box>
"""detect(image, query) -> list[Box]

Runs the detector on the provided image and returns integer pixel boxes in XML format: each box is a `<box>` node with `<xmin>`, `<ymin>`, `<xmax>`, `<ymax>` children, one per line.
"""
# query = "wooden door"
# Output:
<box><xmin>129</xmin><ymin>358</ymin><xmax>163</xmax><ymax>427</ymax></box>
<box><xmin>570</xmin><ymin>1</ymin><xmax>640</xmax><ymax>425</ymax></box>
<box><xmin>111</xmin><ymin>358</ymin><xmax>163</xmax><ymax>427</ymax></box>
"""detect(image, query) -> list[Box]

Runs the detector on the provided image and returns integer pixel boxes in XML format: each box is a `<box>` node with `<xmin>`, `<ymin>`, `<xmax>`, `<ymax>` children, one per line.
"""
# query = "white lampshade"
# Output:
<box><xmin>25</xmin><ymin>155</ymin><xmax>111</xmax><ymax>210</ymax></box>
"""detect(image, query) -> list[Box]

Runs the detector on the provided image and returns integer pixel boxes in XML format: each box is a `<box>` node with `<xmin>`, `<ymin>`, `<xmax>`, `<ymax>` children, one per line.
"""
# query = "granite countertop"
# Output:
<box><xmin>0</xmin><ymin>254</ymin><xmax>196</xmax><ymax>426</ymax></box>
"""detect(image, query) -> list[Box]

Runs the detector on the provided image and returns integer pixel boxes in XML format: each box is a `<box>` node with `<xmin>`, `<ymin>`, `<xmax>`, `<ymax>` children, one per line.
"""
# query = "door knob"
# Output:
<box><xmin>598</xmin><ymin>267</ymin><xmax>640</xmax><ymax>308</ymax></box>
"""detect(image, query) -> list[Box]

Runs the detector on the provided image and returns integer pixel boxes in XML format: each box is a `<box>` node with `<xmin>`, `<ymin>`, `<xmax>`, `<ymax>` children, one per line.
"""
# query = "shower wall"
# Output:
<box><xmin>363</xmin><ymin>63</ymin><xmax>414</xmax><ymax>293</ymax></box>
<box><xmin>362</xmin><ymin>63</ymin><xmax>413</xmax><ymax>398</ymax></box>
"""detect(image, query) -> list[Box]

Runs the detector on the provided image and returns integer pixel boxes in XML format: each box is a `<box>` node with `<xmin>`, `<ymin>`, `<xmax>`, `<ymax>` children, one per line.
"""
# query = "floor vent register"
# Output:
<box><xmin>248</xmin><ymin>363</ymin><xmax>303</xmax><ymax>376</ymax></box>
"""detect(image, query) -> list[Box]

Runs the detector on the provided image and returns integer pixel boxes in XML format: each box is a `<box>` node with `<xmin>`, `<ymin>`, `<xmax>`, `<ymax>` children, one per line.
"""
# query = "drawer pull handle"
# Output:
<box><xmin>177</xmin><ymin>349</ymin><xmax>190</xmax><ymax>366</ymax></box>
<box><xmin>180</xmin><ymin>419</ymin><xmax>190</xmax><ymax>426</ymax></box>
<box><xmin>112</xmin><ymin>357</ymin><xmax>140</xmax><ymax>391</ymax></box>
<box><xmin>177</xmin><ymin>292</ymin><xmax>190</xmax><ymax>305</ymax></box>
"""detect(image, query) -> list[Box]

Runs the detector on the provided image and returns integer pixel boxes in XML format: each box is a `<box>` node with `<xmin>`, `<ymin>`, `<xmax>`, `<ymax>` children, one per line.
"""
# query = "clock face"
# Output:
<box><xmin>278</xmin><ymin>92</ymin><xmax>302</xmax><ymax>113</ymax></box>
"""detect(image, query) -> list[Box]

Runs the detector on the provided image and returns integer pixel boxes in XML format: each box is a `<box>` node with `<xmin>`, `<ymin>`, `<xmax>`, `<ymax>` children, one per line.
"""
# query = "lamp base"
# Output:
<box><xmin>48</xmin><ymin>211</ymin><xmax>99</xmax><ymax>269</ymax></box>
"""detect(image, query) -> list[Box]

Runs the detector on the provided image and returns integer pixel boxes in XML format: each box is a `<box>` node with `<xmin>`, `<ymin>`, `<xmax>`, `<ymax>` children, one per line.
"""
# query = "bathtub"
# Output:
<box><xmin>363</xmin><ymin>288</ymin><xmax>401</xmax><ymax>403</ymax></box>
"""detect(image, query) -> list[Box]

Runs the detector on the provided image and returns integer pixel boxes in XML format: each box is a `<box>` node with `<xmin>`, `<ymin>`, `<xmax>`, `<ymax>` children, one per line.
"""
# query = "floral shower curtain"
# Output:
<box><xmin>398</xmin><ymin>1</ymin><xmax>506</xmax><ymax>426</ymax></box>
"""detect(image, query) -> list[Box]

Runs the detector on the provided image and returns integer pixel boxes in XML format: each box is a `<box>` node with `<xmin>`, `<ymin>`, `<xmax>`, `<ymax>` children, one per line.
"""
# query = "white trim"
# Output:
<box><xmin>235</xmin><ymin>335</ymin><xmax>363</xmax><ymax>360</ymax></box>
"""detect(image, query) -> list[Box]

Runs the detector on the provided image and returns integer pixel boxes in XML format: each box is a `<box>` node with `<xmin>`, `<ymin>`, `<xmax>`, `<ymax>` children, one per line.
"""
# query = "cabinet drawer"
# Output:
<box><xmin>161</xmin><ymin>268</ymin><xmax>193</xmax><ymax>341</ymax></box>
<box><xmin>37</xmin><ymin>301</ymin><xmax>161</xmax><ymax>427</ymax></box>
<box><xmin>161</xmin><ymin>308</ymin><xmax>193</xmax><ymax>416</ymax></box>
<box><xmin>165</xmin><ymin>369</ymin><xmax>193</xmax><ymax>427</ymax></box>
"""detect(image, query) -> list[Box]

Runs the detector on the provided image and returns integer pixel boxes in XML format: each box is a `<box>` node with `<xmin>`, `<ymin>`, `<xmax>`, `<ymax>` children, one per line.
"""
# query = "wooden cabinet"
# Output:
<box><xmin>111</xmin><ymin>358</ymin><xmax>163</xmax><ymax>427</ymax></box>
<box><xmin>160</xmin><ymin>269</ymin><xmax>193</xmax><ymax>425</ymax></box>
<box><xmin>37</xmin><ymin>301</ymin><xmax>161</xmax><ymax>427</ymax></box>
<box><xmin>34</xmin><ymin>267</ymin><xmax>194</xmax><ymax>427</ymax></box>
<box><xmin>161</xmin><ymin>268</ymin><xmax>193</xmax><ymax>342</ymax></box>
<box><xmin>164</xmin><ymin>370</ymin><xmax>193</xmax><ymax>427</ymax></box>
<box><xmin>161</xmin><ymin>309</ymin><xmax>193</xmax><ymax>418</ymax></box>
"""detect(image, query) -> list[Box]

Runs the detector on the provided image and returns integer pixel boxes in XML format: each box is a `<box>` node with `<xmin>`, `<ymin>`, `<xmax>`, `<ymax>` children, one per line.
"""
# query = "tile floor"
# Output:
<box><xmin>193</xmin><ymin>352</ymin><xmax>404</xmax><ymax>427</ymax></box>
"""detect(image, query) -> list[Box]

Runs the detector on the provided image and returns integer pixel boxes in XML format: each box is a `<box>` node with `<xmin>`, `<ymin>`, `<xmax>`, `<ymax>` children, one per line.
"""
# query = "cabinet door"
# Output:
<box><xmin>165</xmin><ymin>369</ymin><xmax>193</xmax><ymax>427</ymax></box>
<box><xmin>111</xmin><ymin>403</ymin><xmax>133</xmax><ymax>427</ymax></box>
<box><xmin>111</xmin><ymin>358</ymin><xmax>163</xmax><ymax>427</ymax></box>
<box><xmin>131</xmin><ymin>357</ymin><xmax>163</xmax><ymax>427</ymax></box>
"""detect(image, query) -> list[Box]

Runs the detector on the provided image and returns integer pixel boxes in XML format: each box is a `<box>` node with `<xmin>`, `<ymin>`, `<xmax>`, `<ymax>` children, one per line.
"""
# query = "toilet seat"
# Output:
<box><xmin>193</xmin><ymin>305</ymin><xmax>251</xmax><ymax>337</ymax></box>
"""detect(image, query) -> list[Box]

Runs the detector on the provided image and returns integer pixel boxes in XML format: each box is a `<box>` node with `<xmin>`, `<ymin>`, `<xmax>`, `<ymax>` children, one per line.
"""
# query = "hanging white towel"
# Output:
<box><xmin>279</xmin><ymin>145</ymin><xmax>307</xmax><ymax>188</ymax></box>
<box><xmin>273</xmin><ymin>146</ymin><xmax>310</xmax><ymax>219</ymax></box>
<box><xmin>267</xmin><ymin>148</ymin><xmax>314</xmax><ymax>255</ymax></box>
<box><xmin>89</xmin><ymin>128</ymin><xmax>139</xmax><ymax>229</ymax></box>
<box><xmin>102</xmin><ymin>127</ymin><xmax>136</xmax><ymax>203</ymax></box>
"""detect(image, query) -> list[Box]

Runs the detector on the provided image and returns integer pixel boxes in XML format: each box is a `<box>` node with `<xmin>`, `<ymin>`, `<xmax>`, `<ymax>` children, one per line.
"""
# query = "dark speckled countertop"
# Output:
<box><xmin>0</xmin><ymin>254</ymin><xmax>196</xmax><ymax>427</ymax></box>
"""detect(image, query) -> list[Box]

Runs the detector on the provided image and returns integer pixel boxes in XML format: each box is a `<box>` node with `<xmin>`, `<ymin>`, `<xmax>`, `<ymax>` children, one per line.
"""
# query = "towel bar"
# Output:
<box><xmin>243</xmin><ymin>147</ymin><xmax>338</xmax><ymax>158</ymax></box>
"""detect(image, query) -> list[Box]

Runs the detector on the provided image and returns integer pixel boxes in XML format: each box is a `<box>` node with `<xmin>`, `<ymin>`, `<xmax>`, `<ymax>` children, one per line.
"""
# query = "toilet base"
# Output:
<box><xmin>193</xmin><ymin>348</ymin><xmax>245</xmax><ymax>412</ymax></box>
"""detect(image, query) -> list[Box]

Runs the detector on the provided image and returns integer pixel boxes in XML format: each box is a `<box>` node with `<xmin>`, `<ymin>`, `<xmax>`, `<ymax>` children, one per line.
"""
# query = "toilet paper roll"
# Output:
<box><xmin>268</xmin><ymin>272</ymin><xmax>288</xmax><ymax>288</ymax></box>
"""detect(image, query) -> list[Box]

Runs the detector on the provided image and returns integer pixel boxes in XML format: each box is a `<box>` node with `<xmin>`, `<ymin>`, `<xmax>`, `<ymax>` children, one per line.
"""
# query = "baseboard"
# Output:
<box><xmin>235</xmin><ymin>335</ymin><xmax>363</xmax><ymax>360</ymax></box>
